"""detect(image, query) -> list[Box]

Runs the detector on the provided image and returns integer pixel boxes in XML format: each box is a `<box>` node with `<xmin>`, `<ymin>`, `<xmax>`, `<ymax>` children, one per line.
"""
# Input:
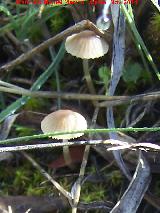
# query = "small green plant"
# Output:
<box><xmin>123</xmin><ymin>62</ymin><xmax>142</xmax><ymax>83</ymax></box>
<box><xmin>122</xmin><ymin>60</ymin><xmax>151</xmax><ymax>91</ymax></box>
<box><xmin>97</xmin><ymin>65</ymin><xmax>110</xmax><ymax>94</ymax></box>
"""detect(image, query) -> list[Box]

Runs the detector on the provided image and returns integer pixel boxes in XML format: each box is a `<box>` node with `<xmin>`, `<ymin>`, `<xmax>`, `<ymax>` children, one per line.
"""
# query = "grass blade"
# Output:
<box><xmin>0</xmin><ymin>43</ymin><xmax>65</xmax><ymax>122</ymax></box>
<box><xmin>121</xmin><ymin>4</ymin><xmax>160</xmax><ymax>80</ymax></box>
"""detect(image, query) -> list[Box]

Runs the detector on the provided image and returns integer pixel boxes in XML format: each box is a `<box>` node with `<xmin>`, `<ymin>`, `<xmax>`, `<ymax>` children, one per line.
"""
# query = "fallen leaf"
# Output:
<box><xmin>48</xmin><ymin>146</ymin><xmax>85</xmax><ymax>169</ymax></box>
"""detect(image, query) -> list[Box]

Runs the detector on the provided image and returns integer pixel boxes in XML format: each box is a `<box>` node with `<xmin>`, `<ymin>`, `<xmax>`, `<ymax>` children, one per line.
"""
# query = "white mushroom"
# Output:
<box><xmin>65</xmin><ymin>30</ymin><xmax>109</xmax><ymax>59</ymax></box>
<box><xmin>41</xmin><ymin>110</ymin><xmax>87</xmax><ymax>167</ymax></box>
<box><xmin>65</xmin><ymin>30</ymin><xmax>109</xmax><ymax>107</ymax></box>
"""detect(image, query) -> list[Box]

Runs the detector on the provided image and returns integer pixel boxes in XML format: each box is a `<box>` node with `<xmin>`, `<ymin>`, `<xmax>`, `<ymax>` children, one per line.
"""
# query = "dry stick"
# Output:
<box><xmin>1</xmin><ymin>139</ymin><xmax>160</xmax><ymax>152</ymax></box>
<box><xmin>21</xmin><ymin>151</ymin><xmax>72</xmax><ymax>202</ymax></box>
<box><xmin>0</xmin><ymin>81</ymin><xmax>27</xmax><ymax>90</ymax></box>
<box><xmin>6</xmin><ymin>31</ymin><xmax>48</xmax><ymax>71</ymax></box>
<box><xmin>0</xmin><ymin>139</ymin><xmax>117</xmax><ymax>153</ymax></box>
<box><xmin>78</xmin><ymin>59</ymin><xmax>98</xmax><ymax>204</ymax></box>
<box><xmin>0</xmin><ymin>20</ymin><xmax>105</xmax><ymax>72</ymax></box>
<box><xmin>72</xmin><ymin>145</ymin><xmax>91</xmax><ymax>213</ymax></box>
<box><xmin>72</xmin><ymin>107</ymin><xmax>100</xmax><ymax>213</ymax></box>
<box><xmin>11</xmin><ymin>77</ymin><xmax>33</xmax><ymax>85</ymax></box>
<box><xmin>0</xmin><ymin>85</ymin><xmax>159</xmax><ymax>106</ymax></box>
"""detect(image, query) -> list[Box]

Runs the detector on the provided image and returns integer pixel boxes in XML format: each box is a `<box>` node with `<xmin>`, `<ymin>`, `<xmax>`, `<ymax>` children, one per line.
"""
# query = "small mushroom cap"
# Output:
<box><xmin>41</xmin><ymin>110</ymin><xmax>87</xmax><ymax>140</ymax></box>
<box><xmin>65</xmin><ymin>30</ymin><xmax>109</xmax><ymax>59</ymax></box>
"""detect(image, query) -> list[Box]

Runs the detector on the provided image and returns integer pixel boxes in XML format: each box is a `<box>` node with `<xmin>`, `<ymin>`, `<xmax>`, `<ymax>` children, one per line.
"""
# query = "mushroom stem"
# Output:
<box><xmin>63</xmin><ymin>139</ymin><xmax>72</xmax><ymax>167</ymax></box>
<box><xmin>82</xmin><ymin>59</ymin><xmax>97</xmax><ymax>106</ymax></box>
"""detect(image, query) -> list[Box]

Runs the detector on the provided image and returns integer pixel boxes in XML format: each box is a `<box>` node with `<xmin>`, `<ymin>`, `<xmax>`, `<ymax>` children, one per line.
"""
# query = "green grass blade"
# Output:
<box><xmin>0</xmin><ymin>43</ymin><xmax>65</xmax><ymax>122</ymax></box>
<box><xmin>121</xmin><ymin>4</ymin><xmax>160</xmax><ymax>80</ymax></box>
<box><xmin>0</xmin><ymin>6</ymin><xmax>59</xmax><ymax>35</ymax></box>
<box><xmin>0</xmin><ymin>4</ymin><xmax>11</xmax><ymax>16</ymax></box>
<box><xmin>1</xmin><ymin>127</ymin><xmax>160</xmax><ymax>145</ymax></box>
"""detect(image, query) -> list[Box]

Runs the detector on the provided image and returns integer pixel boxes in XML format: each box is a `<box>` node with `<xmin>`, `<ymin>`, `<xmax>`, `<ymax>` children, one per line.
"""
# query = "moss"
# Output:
<box><xmin>150</xmin><ymin>13</ymin><xmax>160</xmax><ymax>34</ymax></box>
<box><xmin>23</xmin><ymin>97</ymin><xmax>49</xmax><ymax>111</ymax></box>
<box><xmin>49</xmin><ymin>8</ymin><xmax>70</xmax><ymax>33</ymax></box>
<box><xmin>0</xmin><ymin>163</ymin><xmax>53</xmax><ymax>196</ymax></box>
<box><xmin>145</xmin><ymin>13</ymin><xmax>160</xmax><ymax>66</ymax></box>
<box><xmin>81</xmin><ymin>183</ymin><xmax>106</xmax><ymax>202</ymax></box>
<box><xmin>15</xmin><ymin>125</ymin><xmax>36</xmax><ymax>137</ymax></box>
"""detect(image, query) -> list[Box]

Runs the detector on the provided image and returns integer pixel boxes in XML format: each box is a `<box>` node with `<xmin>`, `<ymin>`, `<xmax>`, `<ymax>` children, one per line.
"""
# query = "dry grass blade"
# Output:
<box><xmin>107</xmin><ymin>5</ymin><xmax>131</xmax><ymax>180</ymax></box>
<box><xmin>111</xmin><ymin>152</ymin><xmax>151</xmax><ymax>213</ymax></box>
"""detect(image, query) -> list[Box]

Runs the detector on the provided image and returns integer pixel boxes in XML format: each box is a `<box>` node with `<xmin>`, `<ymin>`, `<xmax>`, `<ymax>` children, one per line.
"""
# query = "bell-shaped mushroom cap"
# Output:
<box><xmin>41</xmin><ymin>110</ymin><xmax>87</xmax><ymax>140</ymax></box>
<box><xmin>65</xmin><ymin>30</ymin><xmax>109</xmax><ymax>59</ymax></box>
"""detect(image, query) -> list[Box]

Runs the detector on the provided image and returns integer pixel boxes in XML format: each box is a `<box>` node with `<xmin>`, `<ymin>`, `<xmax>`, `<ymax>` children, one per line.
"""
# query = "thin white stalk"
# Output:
<box><xmin>63</xmin><ymin>139</ymin><xmax>72</xmax><ymax>167</ymax></box>
<box><xmin>82</xmin><ymin>59</ymin><xmax>97</xmax><ymax>106</ymax></box>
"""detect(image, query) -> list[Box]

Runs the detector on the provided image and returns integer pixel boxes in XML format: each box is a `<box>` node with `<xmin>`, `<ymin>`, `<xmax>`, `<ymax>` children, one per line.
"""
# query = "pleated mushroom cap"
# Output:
<box><xmin>41</xmin><ymin>110</ymin><xmax>87</xmax><ymax>140</ymax></box>
<box><xmin>65</xmin><ymin>30</ymin><xmax>109</xmax><ymax>59</ymax></box>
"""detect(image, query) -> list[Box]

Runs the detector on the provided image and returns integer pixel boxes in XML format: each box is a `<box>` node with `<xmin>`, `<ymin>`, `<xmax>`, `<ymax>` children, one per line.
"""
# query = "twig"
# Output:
<box><xmin>72</xmin><ymin>107</ymin><xmax>99</xmax><ymax>213</ymax></box>
<box><xmin>0</xmin><ymin>139</ymin><xmax>160</xmax><ymax>153</ymax></box>
<box><xmin>0</xmin><ymin>44</ymin><xmax>65</xmax><ymax>123</ymax></box>
<box><xmin>0</xmin><ymin>80</ymin><xmax>27</xmax><ymax>90</ymax></box>
<box><xmin>0</xmin><ymin>20</ymin><xmax>104</xmax><ymax>72</ymax></box>
<box><xmin>0</xmin><ymin>85</ymin><xmax>159</xmax><ymax>106</ymax></box>
<box><xmin>0</xmin><ymin>196</ymin><xmax>112</xmax><ymax>211</ymax></box>
<box><xmin>0</xmin><ymin>139</ymin><xmax>111</xmax><ymax>152</ymax></box>
<box><xmin>72</xmin><ymin>145</ymin><xmax>91</xmax><ymax>213</ymax></box>
<box><xmin>21</xmin><ymin>151</ymin><xmax>72</xmax><ymax>201</ymax></box>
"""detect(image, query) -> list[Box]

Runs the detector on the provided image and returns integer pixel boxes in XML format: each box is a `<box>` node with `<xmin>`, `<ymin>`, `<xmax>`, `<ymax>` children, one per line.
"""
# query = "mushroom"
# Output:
<box><xmin>65</xmin><ymin>30</ymin><xmax>109</xmax><ymax>106</ymax></box>
<box><xmin>65</xmin><ymin>30</ymin><xmax>109</xmax><ymax>59</ymax></box>
<box><xmin>41</xmin><ymin>110</ymin><xmax>87</xmax><ymax>167</ymax></box>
